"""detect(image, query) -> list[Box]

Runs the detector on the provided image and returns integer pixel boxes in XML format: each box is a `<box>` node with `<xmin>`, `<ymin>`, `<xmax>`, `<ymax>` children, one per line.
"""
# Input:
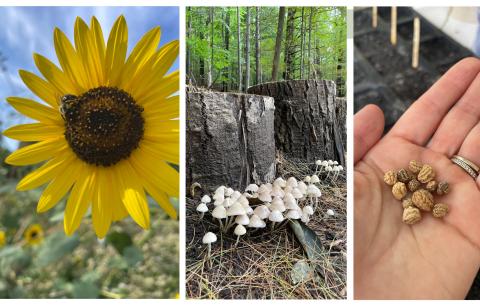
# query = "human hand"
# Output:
<box><xmin>354</xmin><ymin>57</ymin><xmax>480</xmax><ymax>299</ymax></box>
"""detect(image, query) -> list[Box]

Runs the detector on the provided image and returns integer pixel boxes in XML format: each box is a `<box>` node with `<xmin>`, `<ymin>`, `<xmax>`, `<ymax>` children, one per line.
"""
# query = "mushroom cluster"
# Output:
<box><xmin>315</xmin><ymin>159</ymin><xmax>344</xmax><ymax>179</ymax></box>
<box><xmin>197</xmin><ymin>175</ymin><xmax>323</xmax><ymax>246</ymax></box>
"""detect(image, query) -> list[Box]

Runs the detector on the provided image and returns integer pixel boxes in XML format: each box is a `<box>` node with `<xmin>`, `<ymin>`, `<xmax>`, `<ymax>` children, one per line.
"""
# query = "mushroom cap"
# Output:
<box><xmin>213</xmin><ymin>198</ymin><xmax>224</xmax><ymax>206</ymax></box>
<box><xmin>283</xmin><ymin>192</ymin><xmax>296</xmax><ymax>205</ymax></box>
<box><xmin>304</xmin><ymin>176</ymin><xmax>311</xmax><ymax>183</ymax></box>
<box><xmin>214</xmin><ymin>186</ymin><xmax>225</xmax><ymax>196</ymax></box>
<box><xmin>286</xmin><ymin>177</ymin><xmax>298</xmax><ymax>188</ymax></box>
<box><xmin>245</xmin><ymin>206</ymin><xmax>254</xmax><ymax>215</ymax></box>
<box><xmin>212</xmin><ymin>206</ymin><xmax>227</xmax><ymax>219</ymax></box>
<box><xmin>226</xmin><ymin>202</ymin><xmax>246</xmax><ymax>216</ymax></box>
<box><xmin>257</xmin><ymin>184</ymin><xmax>270</xmax><ymax>194</ymax></box>
<box><xmin>291</xmin><ymin>187</ymin><xmax>304</xmax><ymax>199</ymax></box>
<box><xmin>271</xmin><ymin>185</ymin><xmax>284</xmax><ymax>198</ymax></box>
<box><xmin>301</xmin><ymin>213</ymin><xmax>310</xmax><ymax>223</ymax></box>
<box><xmin>202</xmin><ymin>232</ymin><xmax>217</xmax><ymax>244</ymax></box>
<box><xmin>328</xmin><ymin>160</ymin><xmax>334</xmax><ymax>165</ymax></box>
<box><xmin>297</xmin><ymin>181</ymin><xmax>308</xmax><ymax>194</ymax></box>
<box><xmin>258</xmin><ymin>192</ymin><xmax>272</xmax><ymax>203</ymax></box>
<box><xmin>238</xmin><ymin>195</ymin><xmax>250</xmax><ymax>208</ymax></box>
<box><xmin>333</xmin><ymin>161</ymin><xmax>339</xmax><ymax>165</ymax></box>
<box><xmin>223</xmin><ymin>197</ymin><xmax>234</xmax><ymax>208</ymax></box>
<box><xmin>303</xmin><ymin>205</ymin><xmax>314</xmax><ymax>215</ymax></box>
<box><xmin>248</xmin><ymin>214</ymin><xmax>266</xmax><ymax>228</ymax></box>
<box><xmin>307</xmin><ymin>184</ymin><xmax>321</xmax><ymax>197</ymax></box>
<box><xmin>326</xmin><ymin>209</ymin><xmax>335</xmax><ymax>216</ymax></box>
<box><xmin>234</xmin><ymin>224</ymin><xmax>247</xmax><ymax>236</ymax></box>
<box><xmin>327</xmin><ymin>166</ymin><xmax>333</xmax><ymax>171</ymax></box>
<box><xmin>201</xmin><ymin>195</ymin><xmax>211</xmax><ymax>204</ymax></box>
<box><xmin>245</xmin><ymin>184</ymin><xmax>259</xmax><ymax>193</ymax></box>
<box><xmin>286</xmin><ymin>209</ymin><xmax>302</xmax><ymax>219</ymax></box>
<box><xmin>270</xmin><ymin>198</ymin><xmax>286</xmax><ymax>212</ymax></box>
<box><xmin>315</xmin><ymin>160</ymin><xmax>322</xmax><ymax>165</ymax></box>
<box><xmin>273</xmin><ymin>177</ymin><xmax>287</xmax><ymax>188</ymax></box>
<box><xmin>212</xmin><ymin>192</ymin><xmax>224</xmax><ymax>202</ymax></box>
<box><xmin>253</xmin><ymin>205</ymin><xmax>270</xmax><ymax>219</ymax></box>
<box><xmin>235</xmin><ymin>214</ymin><xmax>250</xmax><ymax>225</ymax></box>
<box><xmin>231</xmin><ymin>190</ymin><xmax>242</xmax><ymax>202</ymax></box>
<box><xmin>225</xmin><ymin>187</ymin><xmax>234</xmax><ymax>197</ymax></box>
<box><xmin>285</xmin><ymin>200</ymin><xmax>300</xmax><ymax>211</ymax></box>
<box><xmin>321</xmin><ymin>160</ymin><xmax>329</xmax><ymax>166</ymax></box>
<box><xmin>196</xmin><ymin>203</ymin><xmax>209</xmax><ymax>213</ymax></box>
<box><xmin>311</xmin><ymin>175</ymin><xmax>320</xmax><ymax>183</ymax></box>
<box><xmin>268</xmin><ymin>210</ymin><xmax>284</xmax><ymax>222</ymax></box>
<box><xmin>338</xmin><ymin>165</ymin><xmax>344</xmax><ymax>171</ymax></box>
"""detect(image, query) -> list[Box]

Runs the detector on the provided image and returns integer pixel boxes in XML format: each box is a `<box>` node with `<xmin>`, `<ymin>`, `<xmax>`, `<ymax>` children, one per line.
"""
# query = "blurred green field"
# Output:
<box><xmin>0</xmin><ymin>147</ymin><xmax>179</xmax><ymax>299</ymax></box>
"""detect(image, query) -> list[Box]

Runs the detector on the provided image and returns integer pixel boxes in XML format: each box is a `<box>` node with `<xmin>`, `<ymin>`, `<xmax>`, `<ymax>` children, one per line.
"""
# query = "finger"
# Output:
<box><xmin>427</xmin><ymin>72</ymin><xmax>480</xmax><ymax>156</ymax></box>
<box><xmin>388</xmin><ymin>57</ymin><xmax>480</xmax><ymax>146</ymax></box>
<box><xmin>456</xmin><ymin>123</ymin><xmax>480</xmax><ymax>187</ymax></box>
<box><xmin>354</xmin><ymin>104</ymin><xmax>385</xmax><ymax>164</ymax></box>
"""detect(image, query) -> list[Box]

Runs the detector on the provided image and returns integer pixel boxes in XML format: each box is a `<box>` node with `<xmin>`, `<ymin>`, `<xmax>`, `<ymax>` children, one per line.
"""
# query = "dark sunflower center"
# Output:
<box><xmin>30</xmin><ymin>231</ymin><xmax>38</xmax><ymax>238</ymax></box>
<box><xmin>63</xmin><ymin>87</ymin><xmax>144</xmax><ymax>167</ymax></box>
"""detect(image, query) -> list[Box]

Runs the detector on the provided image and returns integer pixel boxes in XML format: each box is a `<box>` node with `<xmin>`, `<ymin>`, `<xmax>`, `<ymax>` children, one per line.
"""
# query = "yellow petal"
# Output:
<box><xmin>7</xmin><ymin>97</ymin><xmax>62</xmax><ymax>124</ymax></box>
<box><xmin>37</xmin><ymin>159</ymin><xmax>83</xmax><ymax>213</ymax></box>
<box><xmin>103</xmin><ymin>169</ymin><xmax>128</xmax><ymax>221</ymax></box>
<box><xmin>33</xmin><ymin>53</ymin><xmax>78</xmax><ymax>95</ymax></box>
<box><xmin>140</xmin><ymin>176</ymin><xmax>177</xmax><ymax>219</ymax></box>
<box><xmin>64</xmin><ymin>164</ymin><xmax>95</xmax><ymax>235</ymax></box>
<box><xmin>143</xmin><ymin>95</ymin><xmax>179</xmax><ymax>121</ymax></box>
<box><xmin>116</xmin><ymin>27</ymin><xmax>161</xmax><ymax>87</ymax></box>
<box><xmin>141</xmin><ymin>139</ymin><xmax>179</xmax><ymax>165</ymax></box>
<box><xmin>19</xmin><ymin>70</ymin><xmax>60</xmax><ymax>107</ymax></box>
<box><xmin>91</xmin><ymin>169</ymin><xmax>112</xmax><ymax>238</ymax></box>
<box><xmin>3</xmin><ymin>123</ymin><xmax>63</xmax><ymax>142</ymax></box>
<box><xmin>114</xmin><ymin>161</ymin><xmax>150</xmax><ymax>229</ymax></box>
<box><xmin>54</xmin><ymin>27</ymin><xmax>88</xmax><ymax>91</ymax></box>
<box><xmin>129</xmin><ymin>148</ymin><xmax>179</xmax><ymax>197</ymax></box>
<box><xmin>90</xmin><ymin>16</ymin><xmax>106</xmax><ymax>83</ymax></box>
<box><xmin>136</xmin><ymin>71</ymin><xmax>179</xmax><ymax>105</ymax></box>
<box><xmin>5</xmin><ymin>137</ymin><xmax>67</xmax><ymax>166</ymax></box>
<box><xmin>105</xmin><ymin>15</ymin><xmax>128</xmax><ymax>86</ymax></box>
<box><xmin>17</xmin><ymin>150</ymin><xmax>75</xmax><ymax>191</ymax></box>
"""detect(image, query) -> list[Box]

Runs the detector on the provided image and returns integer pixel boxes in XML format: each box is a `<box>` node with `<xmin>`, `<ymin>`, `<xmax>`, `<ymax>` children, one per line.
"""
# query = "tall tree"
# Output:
<box><xmin>186</xmin><ymin>7</ymin><xmax>191</xmax><ymax>80</ymax></box>
<box><xmin>307</xmin><ymin>8</ymin><xmax>313</xmax><ymax>79</ymax></box>
<box><xmin>244</xmin><ymin>7</ymin><xmax>251</xmax><ymax>92</ymax></box>
<box><xmin>284</xmin><ymin>7</ymin><xmax>296</xmax><ymax>80</ymax></box>
<box><xmin>255</xmin><ymin>7</ymin><xmax>261</xmax><ymax>84</ymax></box>
<box><xmin>272</xmin><ymin>7</ymin><xmax>286</xmax><ymax>81</ymax></box>
<box><xmin>237</xmin><ymin>7</ymin><xmax>242</xmax><ymax>91</ymax></box>
<box><xmin>300</xmin><ymin>7</ymin><xmax>305</xmax><ymax>79</ymax></box>
<box><xmin>223</xmin><ymin>9</ymin><xmax>231</xmax><ymax>91</ymax></box>
<box><xmin>207</xmin><ymin>7</ymin><xmax>214</xmax><ymax>87</ymax></box>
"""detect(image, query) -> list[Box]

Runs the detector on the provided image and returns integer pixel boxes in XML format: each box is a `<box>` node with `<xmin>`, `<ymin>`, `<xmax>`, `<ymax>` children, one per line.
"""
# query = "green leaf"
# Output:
<box><xmin>105</xmin><ymin>231</ymin><xmax>132</xmax><ymax>254</ymax></box>
<box><xmin>36</xmin><ymin>231</ymin><xmax>80</xmax><ymax>267</ymax></box>
<box><xmin>72</xmin><ymin>277</ymin><xmax>100</xmax><ymax>299</ymax></box>
<box><xmin>291</xmin><ymin>260</ymin><xmax>314</xmax><ymax>284</ymax></box>
<box><xmin>0</xmin><ymin>246</ymin><xmax>31</xmax><ymax>276</ymax></box>
<box><xmin>289</xmin><ymin>219</ymin><xmax>324</xmax><ymax>261</ymax></box>
<box><xmin>122</xmin><ymin>245</ymin><xmax>143</xmax><ymax>267</ymax></box>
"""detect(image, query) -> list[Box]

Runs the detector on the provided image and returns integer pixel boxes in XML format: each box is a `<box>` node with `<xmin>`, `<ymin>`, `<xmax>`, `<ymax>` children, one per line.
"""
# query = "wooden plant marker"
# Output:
<box><xmin>391</xmin><ymin>7</ymin><xmax>397</xmax><ymax>46</ymax></box>
<box><xmin>372</xmin><ymin>7</ymin><xmax>378</xmax><ymax>28</ymax></box>
<box><xmin>412</xmin><ymin>17</ymin><xmax>420</xmax><ymax>69</ymax></box>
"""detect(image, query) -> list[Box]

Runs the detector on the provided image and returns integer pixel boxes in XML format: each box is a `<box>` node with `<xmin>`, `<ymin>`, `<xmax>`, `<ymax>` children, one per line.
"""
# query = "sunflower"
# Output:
<box><xmin>0</xmin><ymin>230</ymin><xmax>6</xmax><ymax>247</ymax></box>
<box><xmin>24</xmin><ymin>224</ymin><xmax>44</xmax><ymax>245</ymax></box>
<box><xmin>3</xmin><ymin>15</ymin><xmax>179</xmax><ymax>237</ymax></box>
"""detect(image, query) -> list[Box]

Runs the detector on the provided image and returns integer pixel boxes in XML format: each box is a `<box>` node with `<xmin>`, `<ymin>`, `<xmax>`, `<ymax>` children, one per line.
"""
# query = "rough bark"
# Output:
<box><xmin>248</xmin><ymin>80</ymin><xmax>345</xmax><ymax>165</ymax></box>
<box><xmin>237</xmin><ymin>7</ymin><xmax>242</xmax><ymax>92</ymax></box>
<box><xmin>284</xmin><ymin>8</ymin><xmax>296</xmax><ymax>80</ymax></box>
<box><xmin>186</xmin><ymin>87</ymin><xmax>276</xmax><ymax>192</ymax></box>
<box><xmin>244</xmin><ymin>7</ymin><xmax>250</xmax><ymax>92</ymax></box>
<box><xmin>272</xmin><ymin>7</ymin><xmax>286</xmax><ymax>81</ymax></box>
<box><xmin>255</xmin><ymin>7</ymin><xmax>261</xmax><ymax>84</ymax></box>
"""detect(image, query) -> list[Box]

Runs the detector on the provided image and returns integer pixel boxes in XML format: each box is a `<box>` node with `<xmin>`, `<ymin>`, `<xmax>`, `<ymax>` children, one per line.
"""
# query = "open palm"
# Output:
<box><xmin>354</xmin><ymin>58</ymin><xmax>480</xmax><ymax>300</ymax></box>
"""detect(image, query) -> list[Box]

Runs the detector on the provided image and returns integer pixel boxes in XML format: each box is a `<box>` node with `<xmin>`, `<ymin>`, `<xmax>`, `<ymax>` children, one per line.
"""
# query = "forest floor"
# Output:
<box><xmin>185</xmin><ymin>156</ymin><xmax>347</xmax><ymax>299</ymax></box>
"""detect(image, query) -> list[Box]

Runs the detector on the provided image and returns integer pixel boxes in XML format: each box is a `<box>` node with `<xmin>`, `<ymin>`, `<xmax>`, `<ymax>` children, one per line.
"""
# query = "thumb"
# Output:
<box><xmin>354</xmin><ymin>104</ymin><xmax>385</xmax><ymax>164</ymax></box>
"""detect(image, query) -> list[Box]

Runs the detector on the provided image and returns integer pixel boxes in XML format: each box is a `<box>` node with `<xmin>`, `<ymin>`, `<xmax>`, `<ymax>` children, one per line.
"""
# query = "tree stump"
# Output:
<box><xmin>248</xmin><ymin>80</ymin><xmax>345</xmax><ymax>165</ymax></box>
<box><xmin>186</xmin><ymin>88</ymin><xmax>276</xmax><ymax>192</ymax></box>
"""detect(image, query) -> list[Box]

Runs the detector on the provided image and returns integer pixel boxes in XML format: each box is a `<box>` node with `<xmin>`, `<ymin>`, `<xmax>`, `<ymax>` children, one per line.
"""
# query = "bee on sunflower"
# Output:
<box><xmin>3</xmin><ymin>15</ymin><xmax>179</xmax><ymax>238</ymax></box>
<box><xmin>24</xmin><ymin>224</ymin><xmax>44</xmax><ymax>246</ymax></box>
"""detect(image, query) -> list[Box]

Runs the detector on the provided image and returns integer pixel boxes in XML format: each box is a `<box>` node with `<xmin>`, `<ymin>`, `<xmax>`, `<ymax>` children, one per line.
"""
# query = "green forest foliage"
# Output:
<box><xmin>186</xmin><ymin>7</ymin><xmax>346</xmax><ymax>96</ymax></box>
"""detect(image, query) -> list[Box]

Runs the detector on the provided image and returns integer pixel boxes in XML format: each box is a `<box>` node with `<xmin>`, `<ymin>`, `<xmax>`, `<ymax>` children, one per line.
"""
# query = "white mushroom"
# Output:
<box><xmin>315</xmin><ymin>160</ymin><xmax>322</xmax><ymax>166</ymax></box>
<box><xmin>258</xmin><ymin>192</ymin><xmax>272</xmax><ymax>203</ymax></box>
<box><xmin>245</xmin><ymin>184</ymin><xmax>259</xmax><ymax>193</ymax></box>
<box><xmin>301</xmin><ymin>212</ymin><xmax>310</xmax><ymax>223</ymax></box>
<box><xmin>202</xmin><ymin>232</ymin><xmax>217</xmax><ymax>259</ymax></box>
<box><xmin>307</xmin><ymin>184</ymin><xmax>322</xmax><ymax>198</ymax></box>
<box><xmin>286</xmin><ymin>209</ymin><xmax>302</xmax><ymax>220</ymax></box>
<box><xmin>303</xmin><ymin>205</ymin><xmax>314</xmax><ymax>216</ymax></box>
<box><xmin>273</xmin><ymin>177</ymin><xmax>287</xmax><ymax>188</ymax></box>
<box><xmin>223</xmin><ymin>197</ymin><xmax>234</xmax><ymax>208</ymax></box>
<box><xmin>235</xmin><ymin>214</ymin><xmax>250</xmax><ymax>226</ymax></box>
<box><xmin>286</xmin><ymin>177</ymin><xmax>298</xmax><ymax>188</ymax></box>
<box><xmin>326</xmin><ymin>209</ymin><xmax>335</xmax><ymax>216</ymax></box>
<box><xmin>270</xmin><ymin>197</ymin><xmax>286</xmax><ymax>212</ymax></box>
<box><xmin>248</xmin><ymin>214</ymin><xmax>266</xmax><ymax>228</ymax></box>
<box><xmin>213</xmin><ymin>197</ymin><xmax>224</xmax><ymax>206</ymax></box>
<box><xmin>226</xmin><ymin>202</ymin><xmax>246</xmax><ymax>217</ymax></box>
<box><xmin>310</xmin><ymin>174</ymin><xmax>320</xmax><ymax>184</ymax></box>
<box><xmin>321</xmin><ymin>160</ymin><xmax>329</xmax><ymax>167</ymax></box>
<box><xmin>213</xmin><ymin>186</ymin><xmax>225</xmax><ymax>201</ymax></box>
<box><xmin>245</xmin><ymin>206</ymin><xmax>254</xmax><ymax>215</ymax></box>
<box><xmin>237</xmin><ymin>195</ymin><xmax>250</xmax><ymax>208</ymax></box>
<box><xmin>253</xmin><ymin>205</ymin><xmax>270</xmax><ymax>219</ymax></box>
<box><xmin>297</xmin><ymin>181</ymin><xmax>308</xmax><ymax>194</ymax></box>
<box><xmin>269</xmin><ymin>210</ymin><xmax>284</xmax><ymax>230</ymax></box>
<box><xmin>225</xmin><ymin>187</ymin><xmax>234</xmax><ymax>197</ymax></box>
<box><xmin>291</xmin><ymin>187</ymin><xmax>304</xmax><ymax>199</ymax></box>
<box><xmin>196</xmin><ymin>203</ymin><xmax>208</xmax><ymax>219</ymax></box>
<box><xmin>234</xmin><ymin>224</ymin><xmax>247</xmax><ymax>246</ymax></box>
<box><xmin>212</xmin><ymin>206</ymin><xmax>227</xmax><ymax>229</ymax></box>
<box><xmin>304</xmin><ymin>176</ymin><xmax>311</xmax><ymax>183</ymax></box>
<box><xmin>333</xmin><ymin>161</ymin><xmax>339</xmax><ymax>165</ymax></box>
<box><xmin>201</xmin><ymin>195</ymin><xmax>211</xmax><ymax>204</ymax></box>
<box><xmin>231</xmin><ymin>190</ymin><xmax>242</xmax><ymax>202</ymax></box>
<box><xmin>271</xmin><ymin>185</ymin><xmax>284</xmax><ymax>198</ymax></box>
<box><xmin>328</xmin><ymin>160</ymin><xmax>334</xmax><ymax>165</ymax></box>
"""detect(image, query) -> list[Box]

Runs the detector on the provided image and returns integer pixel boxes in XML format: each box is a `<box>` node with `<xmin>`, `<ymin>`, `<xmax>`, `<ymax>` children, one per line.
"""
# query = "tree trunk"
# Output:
<box><xmin>255</xmin><ymin>7</ymin><xmax>261</xmax><ymax>85</ymax></box>
<box><xmin>207</xmin><ymin>7</ymin><xmax>214</xmax><ymax>88</ymax></box>
<box><xmin>186</xmin><ymin>7</ymin><xmax>191</xmax><ymax>81</ymax></box>
<box><xmin>307</xmin><ymin>8</ymin><xmax>313</xmax><ymax>79</ymax></box>
<box><xmin>186</xmin><ymin>87</ymin><xmax>276</xmax><ymax>192</ymax></box>
<box><xmin>237</xmin><ymin>7</ymin><xmax>242</xmax><ymax>92</ymax></box>
<box><xmin>284</xmin><ymin>8</ymin><xmax>296</xmax><ymax>80</ymax></box>
<box><xmin>300</xmin><ymin>8</ymin><xmax>305</xmax><ymax>79</ymax></box>
<box><xmin>244</xmin><ymin>7</ymin><xmax>250</xmax><ymax>92</ymax></box>
<box><xmin>272</xmin><ymin>7</ymin><xmax>286</xmax><ymax>81</ymax></box>
<box><xmin>248</xmin><ymin>80</ymin><xmax>345</xmax><ymax>165</ymax></box>
<box><xmin>223</xmin><ymin>10</ymin><xmax>231</xmax><ymax>91</ymax></box>
<box><xmin>336</xmin><ymin>97</ymin><xmax>347</xmax><ymax>150</ymax></box>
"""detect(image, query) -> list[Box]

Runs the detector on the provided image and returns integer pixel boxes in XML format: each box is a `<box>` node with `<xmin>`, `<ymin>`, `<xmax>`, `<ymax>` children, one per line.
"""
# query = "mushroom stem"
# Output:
<box><xmin>271</xmin><ymin>221</ymin><xmax>276</xmax><ymax>232</ymax></box>
<box><xmin>218</xmin><ymin>219</ymin><xmax>224</xmax><ymax>230</ymax></box>
<box><xmin>207</xmin><ymin>243</ymin><xmax>212</xmax><ymax>268</ymax></box>
<box><xmin>199</xmin><ymin>212</ymin><xmax>204</xmax><ymax>220</ymax></box>
<box><xmin>234</xmin><ymin>235</ymin><xmax>240</xmax><ymax>247</ymax></box>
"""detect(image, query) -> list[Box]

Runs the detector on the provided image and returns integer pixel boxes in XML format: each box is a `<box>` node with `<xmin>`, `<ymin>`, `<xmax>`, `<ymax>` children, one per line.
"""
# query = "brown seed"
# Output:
<box><xmin>402</xmin><ymin>198</ymin><xmax>414</xmax><ymax>209</ymax></box>
<box><xmin>384</xmin><ymin>170</ymin><xmax>397</xmax><ymax>186</ymax></box>
<box><xmin>436</xmin><ymin>182</ymin><xmax>450</xmax><ymax>196</ymax></box>
<box><xmin>411</xmin><ymin>189</ymin><xmax>434</xmax><ymax>211</ymax></box>
<box><xmin>392</xmin><ymin>182</ymin><xmax>407</xmax><ymax>200</ymax></box>
<box><xmin>409</xmin><ymin>160</ymin><xmax>423</xmax><ymax>174</ymax></box>
<box><xmin>418</xmin><ymin>164</ymin><xmax>435</xmax><ymax>183</ymax></box>
<box><xmin>432</xmin><ymin>203</ymin><xmax>449</xmax><ymax>218</ymax></box>
<box><xmin>397</xmin><ymin>168</ymin><xmax>413</xmax><ymax>183</ymax></box>
<box><xmin>403</xmin><ymin>206</ymin><xmax>422</xmax><ymax>224</ymax></box>
<box><xmin>425</xmin><ymin>180</ymin><xmax>438</xmax><ymax>193</ymax></box>
<box><xmin>408</xmin><ymin>179</ymin><xmax>421</xmax><ymax>192</ymax></box>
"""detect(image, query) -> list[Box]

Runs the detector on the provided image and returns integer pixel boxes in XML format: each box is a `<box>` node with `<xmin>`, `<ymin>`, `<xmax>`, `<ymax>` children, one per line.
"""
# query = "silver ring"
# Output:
<box><xmin>451</xmin><ymin>157</ymin><xmax>479</xmax><ymax>179</ymax></box>
<box><xmin>452</xmin><ymin>155</ymin><xmax>480</xmax><ymax>173</ymax></box>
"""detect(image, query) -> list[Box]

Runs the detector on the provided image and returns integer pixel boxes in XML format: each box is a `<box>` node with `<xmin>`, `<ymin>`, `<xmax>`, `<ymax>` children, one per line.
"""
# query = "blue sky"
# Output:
<box><xmin>0</xmin><ymin>6</ymin><xmax>179</xmax><ymax>150</ymax></box>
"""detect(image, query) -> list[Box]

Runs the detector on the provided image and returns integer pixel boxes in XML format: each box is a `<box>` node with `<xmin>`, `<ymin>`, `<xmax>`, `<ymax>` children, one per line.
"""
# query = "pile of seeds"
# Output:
<box><xmin>383</xmin><ymin>160</ymin><xmax>450</xmax><ymax>225</ymax></box>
